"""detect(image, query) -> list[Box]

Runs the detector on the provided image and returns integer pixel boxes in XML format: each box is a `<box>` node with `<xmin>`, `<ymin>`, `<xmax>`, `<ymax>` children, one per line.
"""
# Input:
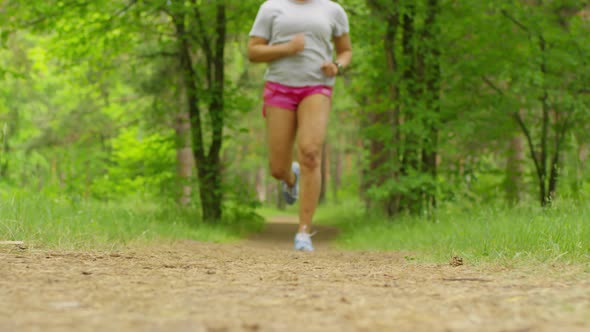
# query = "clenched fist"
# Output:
<box><xmin>288</xmin><ymin>34</ymin><xmax>305</xmax><ymax>55</ymax></box>
<box><xmin>321</xmin><ymin>62</ymin><xmax>339</xmax><ymax>77</ymax></box>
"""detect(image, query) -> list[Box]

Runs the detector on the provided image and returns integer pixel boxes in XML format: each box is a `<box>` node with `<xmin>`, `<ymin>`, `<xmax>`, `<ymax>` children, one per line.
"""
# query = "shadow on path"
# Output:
<box><xmin>246</xmin><ymin>215</ymin><xmax>340</xmax><ymax>250</ymax></box>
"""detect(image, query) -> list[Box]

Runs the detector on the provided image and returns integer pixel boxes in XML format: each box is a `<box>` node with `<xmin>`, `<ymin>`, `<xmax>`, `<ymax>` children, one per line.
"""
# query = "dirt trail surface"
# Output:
<box><xmin>2</xmin><ymin>216</ymin><xmax>589</xmax><ymax>332</ymax></box>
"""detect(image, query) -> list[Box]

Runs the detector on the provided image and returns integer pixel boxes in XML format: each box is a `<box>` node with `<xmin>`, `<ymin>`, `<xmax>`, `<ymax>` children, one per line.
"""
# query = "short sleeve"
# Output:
<box><xmin>249</xmin><ymin>3</ymin><xmax>273</xmax><ymax>40</ymax></box>
<box><xmin>332</xmin><ymin>4</ymin><xmax>349</xmax><ymax>37</ymax></box>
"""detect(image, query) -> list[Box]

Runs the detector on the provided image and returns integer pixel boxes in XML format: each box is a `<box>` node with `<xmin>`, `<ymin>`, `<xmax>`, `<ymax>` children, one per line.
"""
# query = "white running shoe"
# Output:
<box><xmin>281</xmin><ymin>162</ymin><xmax>300</xmax><ymax>205</ymax></box>
<box><xmin>294</xmin><ymin>228</ymin><xmax>314</xmax><ymax>252</ymax></box>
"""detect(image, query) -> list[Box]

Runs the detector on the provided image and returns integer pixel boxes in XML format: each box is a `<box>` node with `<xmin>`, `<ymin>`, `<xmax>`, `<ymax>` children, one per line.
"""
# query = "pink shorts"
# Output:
<box><xmin>262</xmin><ymin>81</ymin><xmax>333</xmax><ymax>117</ymax></box>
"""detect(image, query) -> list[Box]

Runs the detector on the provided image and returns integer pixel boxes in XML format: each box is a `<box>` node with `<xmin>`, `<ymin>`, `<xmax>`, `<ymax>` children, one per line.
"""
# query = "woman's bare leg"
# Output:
<box><xmin>296</xmin><ymin>94</ymin><xmax>331</xmax><ymax>233</ymax></box>
<box><xmin>265</xmin><ymin>106</ymin><xmax>297</xmax><ymax>186</ymax></box>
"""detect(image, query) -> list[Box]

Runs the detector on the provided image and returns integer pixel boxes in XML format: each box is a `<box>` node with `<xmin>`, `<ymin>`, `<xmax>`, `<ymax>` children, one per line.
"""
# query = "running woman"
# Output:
<box><xmin>247</xmin><ymin>0</ymin><xmax>352</xmax><ymax>251</ymax></box>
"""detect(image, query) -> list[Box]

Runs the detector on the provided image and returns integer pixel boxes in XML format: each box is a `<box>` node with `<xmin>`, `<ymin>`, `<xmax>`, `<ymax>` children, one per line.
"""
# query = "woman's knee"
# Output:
<box><xmin>298</xmin><ymin>145</ymin><xmax>321</xmax><ymax>170</ymax></box>
<box><xmin>269</xmin><ymin>161</ymin><xmax>290</xmax><ymax>180</ymax></box>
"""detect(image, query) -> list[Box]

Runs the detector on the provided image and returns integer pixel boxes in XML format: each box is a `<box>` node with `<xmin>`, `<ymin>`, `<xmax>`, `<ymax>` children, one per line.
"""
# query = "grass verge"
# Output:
<box><xmin>314</xmin><ymin>199</ymin><xmax>590</xmax><ymax>265</ymax></box>
<box><xmin>0</xmin><ymin>192</ymin><xmax>264</xmax><ymax>250</ymax></box>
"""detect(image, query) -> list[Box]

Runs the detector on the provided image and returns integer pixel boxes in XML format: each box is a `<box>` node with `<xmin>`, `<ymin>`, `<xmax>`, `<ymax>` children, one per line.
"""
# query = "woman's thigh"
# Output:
<box><xmin>296</xmin><ymin>94</ymin><xmax>331</xmax><ymax>162</ymax></box>
<box><xmin>265</xmin><ymin>106</ymin><xmax>297</xmax><ymax>169</ymax></box>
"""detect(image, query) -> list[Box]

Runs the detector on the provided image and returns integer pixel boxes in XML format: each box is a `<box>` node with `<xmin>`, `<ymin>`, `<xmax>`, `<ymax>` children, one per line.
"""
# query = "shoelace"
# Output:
<box><xmin>297</xmin><ymin>225</ymin><xmax>317</xmax><ymax>237</ymax></box>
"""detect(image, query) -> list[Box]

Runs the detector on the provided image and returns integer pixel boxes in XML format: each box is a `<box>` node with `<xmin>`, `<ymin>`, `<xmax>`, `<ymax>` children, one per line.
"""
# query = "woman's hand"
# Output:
<box><xmin>321</xmin><ymin>62</ymin><xmax>339</xmax><ymax>77</ymax></box>
<box><xmin>288</xmin><ymin>34</ymin><xmax>305</xmax><ymax>55</ymax></box>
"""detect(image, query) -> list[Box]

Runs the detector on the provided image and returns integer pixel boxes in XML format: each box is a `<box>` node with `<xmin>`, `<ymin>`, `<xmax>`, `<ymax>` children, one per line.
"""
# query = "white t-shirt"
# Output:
<box><xmin>249</xmin><ymin>0</ymin><xmax>350</xmax><ymax>87</ymax></box>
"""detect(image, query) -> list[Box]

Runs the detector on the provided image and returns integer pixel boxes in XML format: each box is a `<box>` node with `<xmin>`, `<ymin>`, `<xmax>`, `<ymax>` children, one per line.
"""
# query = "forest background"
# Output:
<box><xmin>1</xmin><ymin>0</ymin><xmax>589</xmax><ymax>263</ymax></box>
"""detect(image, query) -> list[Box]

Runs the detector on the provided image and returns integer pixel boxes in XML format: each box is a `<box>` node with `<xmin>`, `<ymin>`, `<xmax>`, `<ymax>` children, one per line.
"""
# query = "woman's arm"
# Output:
<box><xmin>247</xmin><ymin>35</ymin><xmax>305</xmax><ymax>63</ymax></box>
<box><xmin>321</xmin><ymin>33</ymin><xmax>353</xmax><ymax>77</ymax></box>
<box><xmin>334</xmin><ymin>33</ymin><xmax>352</xmax><ymax>69</ymax></box>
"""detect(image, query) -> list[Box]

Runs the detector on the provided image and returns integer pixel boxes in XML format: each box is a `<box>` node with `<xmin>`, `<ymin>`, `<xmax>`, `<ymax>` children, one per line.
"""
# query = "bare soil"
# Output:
<box><xmin>1</xmin><ymin>217</ymin><xmax>589</xmax><ymax>332</ymax></box>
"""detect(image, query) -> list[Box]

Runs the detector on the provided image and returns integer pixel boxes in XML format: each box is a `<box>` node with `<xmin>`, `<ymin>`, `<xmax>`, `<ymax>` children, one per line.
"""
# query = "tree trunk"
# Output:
<box><xmin>173</xmin><ymin>3</ymin><xmax>227</xmax><ymax>221</ymax></box>
<box><xmin>579</xmin><ymin>143</ymin><xmax>589</xmax><ymax>180</ymax></box>
<box><xmin>0</xmin><ymin>124</ymin><xmax>8</xmax><ymax>179</ymax></box>
<box><xmin>199</xmin><ymin>167</ymin><xmax>222</xmax><ymax>221</ymax></box>
<box><xmin>505</xmin><ymin>134</ymin><xmax>525</xmax><ymax>203</ymax></box>
<box><xmin>399</xmin><ymin>3</ymin><xmax>421</xmax><ymax>213</ymax></box>
<box><xmin>572</xmin><ymin>143</ymin><xmax>589</xmax><ymax>196</ymax></box>
<box><xmin>539</xmin><ymin>36</ymin><xmax>550</xmax><ymax>206</ymax></box>
<box><xmin>386</xmin><ymin>11</ymin><xmax>402</xmax><ymax>216</ymax></box>
<box><xmin>200</xmin><ymin>4</ymin><xmax>227</xmax><ymax>221</ymax></box>
<box><xmin>175</xmin><ymin>111</ymin><xmax>194</xmax><ymax>206</ymax></box>
<box><xmin>0</xmin><ymin>108</ymin><xmax>18</xmax><ymax>180</ymax></box>
<box><xmin>423</xmin><ymin>0</ymin><xmax>440</xmax><ymax>211</ymax></box>
<box><xmin>547</xmin><ymin>150</ymin><xmax>560</xmax><ymax>202</ymax></box>
<box><xmin>319</xmin><ymin>142</ymin><xmax>328</xmax><ymax>204</ymax></box>
<box><xmin>331</xmin><ymin>138</ymin><xmax>343</xmax><ymax>204</ymax></box>
<box><xmin>175</xmin><ymin>15</ymin><xmax>206</xmax><ymax>215</ymax></box>
<box><xmin>547</xmin><ymin>110</ymin><xmax>569</xmax><ymax>202</ymax></box>
<box><xmin>255</xmin><ymin>166</ymin><xmax>266</xmax><ymax>202</ymax></box>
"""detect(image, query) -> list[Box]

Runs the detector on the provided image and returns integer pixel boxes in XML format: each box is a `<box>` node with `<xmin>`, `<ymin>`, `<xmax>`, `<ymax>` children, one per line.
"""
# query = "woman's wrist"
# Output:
<box><xmin>333</xmin><ymin>61</ymin><xmax>344</xmax><ymax>75</ymax></box>
<box><xmin>334</xmin><ymin>51</ymin><xmax>352</xmax><ymax>75</ymax></box>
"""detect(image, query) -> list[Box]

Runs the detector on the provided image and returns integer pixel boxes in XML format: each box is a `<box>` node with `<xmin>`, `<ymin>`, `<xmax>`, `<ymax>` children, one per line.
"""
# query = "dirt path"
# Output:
<box><xmin>1</xmin><ymin>216</ymin><xmax>589</xmax><ymax>332</ymax></box>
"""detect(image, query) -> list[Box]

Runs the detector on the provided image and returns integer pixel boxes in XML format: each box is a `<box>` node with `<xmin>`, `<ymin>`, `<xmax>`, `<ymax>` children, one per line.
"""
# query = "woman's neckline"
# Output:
<box><xmin>288</xmin><ymin>0</ymin><xmax>315</xmax><ymax>5</ymax></box>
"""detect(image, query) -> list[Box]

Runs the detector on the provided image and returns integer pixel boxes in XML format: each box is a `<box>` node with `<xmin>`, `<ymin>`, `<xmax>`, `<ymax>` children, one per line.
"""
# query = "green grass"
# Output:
<box><xmin>12</xmin><ymin>188</ymin><xmax>588</xmax><ymax>266</ymax></box>
<box><xmin>256</xmin><ymin>205</ymin><xmax>298</xmax><ymax>220</ymax></box>
<box><xmin>0</xmin><ymin>192</ymin><xmax>263</xmax><ymax>250</ymax></box>
<box><xmin>314</xmin><ymin>199</ymin><xmax>590</xmax><ymax>265</ymax></box>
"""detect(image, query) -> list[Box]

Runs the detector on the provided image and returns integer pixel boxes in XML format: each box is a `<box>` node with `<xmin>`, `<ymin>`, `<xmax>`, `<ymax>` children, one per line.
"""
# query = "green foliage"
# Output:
<box><xmin>1</xmin><ymin>0</ymin><xmax>590</xmax><ymax>247</ymax></box>
<box><xmin>350</xmin><ymin>0</ymin><xmax>590</xmax><ymax>212</ymax></box>
<box><xmin>92</xmin><ymin>127</ymin><xmax>176</xmax><ymax>199</ymax></box>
